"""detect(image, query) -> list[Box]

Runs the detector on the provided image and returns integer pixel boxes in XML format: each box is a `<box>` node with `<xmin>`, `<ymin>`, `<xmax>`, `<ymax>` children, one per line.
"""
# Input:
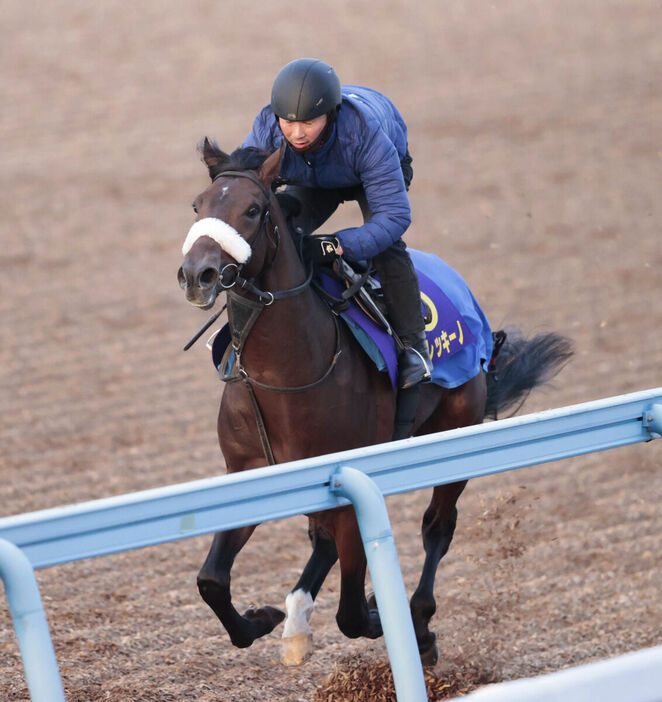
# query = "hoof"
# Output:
<box><xmin>281</xmin><ymin>633</ymin><xmax>314</xmax><ymax>666</ymax></box>
<box><xmin>244</xmin><ymin>606</ymin><xmax>286</xmax><ymax>636</ymax></box>
<box><xmin>337</xmin><ymin>607</ymin><xmax>382</xmax><ymax>640</ymax></box>
<box><xmin>420</xmin><ymin>641</ymin><xmax>438</xmax><ymax>667</ymax></box>
<box><xmin>367</xmin><ymin>608</ymin><xmax>383</xmax><ymax>639</ymax></box>
<box><xmin>223</xmin><ymin>606</ymin><xmax>285</xmax><ymax>648</ymax></box>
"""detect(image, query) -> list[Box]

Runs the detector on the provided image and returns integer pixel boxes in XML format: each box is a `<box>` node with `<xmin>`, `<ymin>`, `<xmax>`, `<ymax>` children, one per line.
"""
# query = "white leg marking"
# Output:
<box><xmin>281</xmin><ymin>589</ymin><xmax>315</xmax><ymax>666</ymax></box>
<box><xmin>283</xmin><ymin>589</ymin><xmax>314</xmax><ymax>638</ymax></box>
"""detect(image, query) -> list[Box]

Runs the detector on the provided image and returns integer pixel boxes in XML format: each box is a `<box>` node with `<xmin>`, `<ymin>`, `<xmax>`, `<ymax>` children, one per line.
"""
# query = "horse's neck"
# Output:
<box><xmin>238</xmin><ymin>204</ymin><xmax>334</xmax><ymax>377</ymax></box>
<box><xmin>259</xmin><ymin>207</ymin><xmax>308</xmax><ymax>297</ymax></box>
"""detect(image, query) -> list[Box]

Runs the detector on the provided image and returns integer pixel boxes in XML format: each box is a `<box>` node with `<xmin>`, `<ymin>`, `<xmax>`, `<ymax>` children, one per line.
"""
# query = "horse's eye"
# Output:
<box><xmin>192</xmin><ymin>202</ymin><xmax>198</xmax><ymax>214</ymax></box>
<box><xmin>246</xmin><ymin>205</ymin><xmax>260</xmax><ymax>218</ymax></box>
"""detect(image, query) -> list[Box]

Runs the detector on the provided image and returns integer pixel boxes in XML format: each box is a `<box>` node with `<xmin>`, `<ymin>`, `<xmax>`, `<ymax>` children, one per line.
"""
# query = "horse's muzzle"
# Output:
<box><xmin>178</xmin><ymin>264</ymin><xmax>221</xmax><ymax>308</ymax></box>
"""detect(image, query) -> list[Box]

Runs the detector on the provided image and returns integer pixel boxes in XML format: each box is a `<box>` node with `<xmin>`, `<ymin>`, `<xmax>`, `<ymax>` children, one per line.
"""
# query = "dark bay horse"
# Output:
<box><xmin>177</xmin><ymin>140</ymin><xmax>572</xmax><ymax>666</ymax></box>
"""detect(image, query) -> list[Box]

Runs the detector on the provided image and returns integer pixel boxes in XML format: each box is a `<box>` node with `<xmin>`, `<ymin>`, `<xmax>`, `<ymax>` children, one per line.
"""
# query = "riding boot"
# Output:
<box><xmin>373</xmin><ymin>240</ymin><xmax>433</xmax><ymax>390</ymax></box>
<box><xmin>398</xmin><ymin>330</ymin><xmax>433</xmax><ymax>390</ymax></box>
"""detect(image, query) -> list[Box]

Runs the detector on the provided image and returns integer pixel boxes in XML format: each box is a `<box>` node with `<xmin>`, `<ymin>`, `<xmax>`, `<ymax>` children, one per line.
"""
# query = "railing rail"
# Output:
<box><xmin>1</xmin><ymin>387</ymin><xmax>661</xmax><ymax>701</ymax></box>
<box><xmin>2</xmin><ymin>388</ymin><xmax>660</xmax><ymax>569</ymax></box>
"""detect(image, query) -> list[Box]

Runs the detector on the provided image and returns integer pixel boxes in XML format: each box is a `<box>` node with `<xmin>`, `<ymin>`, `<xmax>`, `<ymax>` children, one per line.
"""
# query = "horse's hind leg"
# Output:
<box><xmin>410</xmin><ymin>481</ymin><xmax>467</xmax><ymax>666</ymax></box>
<box><xmin>197</xmin><ymin>525</ymin><xmax>285</xmax><ymax>648</ymax></box>
<box><xmin>281</xmin><ymin>520</ymin><xmax>338</xmax><ymax>666</ymax></box>
<box><xmin>410</xmin><ymin>372</ymin><xmax>486</xmax><ymax>665</ymax></box>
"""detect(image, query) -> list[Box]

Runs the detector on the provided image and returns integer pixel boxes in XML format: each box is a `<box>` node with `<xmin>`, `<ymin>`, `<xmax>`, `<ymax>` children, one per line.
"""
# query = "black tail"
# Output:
<box><xmin>485</xmin><ymin>328</ymin><xmax>574</xmax><ymax>419</ymax></box>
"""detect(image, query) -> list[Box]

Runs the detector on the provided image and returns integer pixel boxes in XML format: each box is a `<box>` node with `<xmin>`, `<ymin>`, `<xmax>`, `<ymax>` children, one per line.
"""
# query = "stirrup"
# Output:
<box><xmin>398</xmin><ymin>349</ymin><xmax>432</xmax><ymax>390</ymax></box>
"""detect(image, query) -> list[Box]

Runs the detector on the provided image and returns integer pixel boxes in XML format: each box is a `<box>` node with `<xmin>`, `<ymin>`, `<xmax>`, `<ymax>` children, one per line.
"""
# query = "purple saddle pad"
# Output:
<box><xmin>318</xmin><ymin>249</ymin><xmax>493</xmax><ymax>390</ymax></box>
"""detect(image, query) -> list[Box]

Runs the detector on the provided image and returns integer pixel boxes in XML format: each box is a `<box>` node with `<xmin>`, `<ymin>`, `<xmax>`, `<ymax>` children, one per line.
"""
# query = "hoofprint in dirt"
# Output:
<box><xmin>1</xmin><ymin>1</ymin><xmax>660</xmax><ymax>700</ymax></box>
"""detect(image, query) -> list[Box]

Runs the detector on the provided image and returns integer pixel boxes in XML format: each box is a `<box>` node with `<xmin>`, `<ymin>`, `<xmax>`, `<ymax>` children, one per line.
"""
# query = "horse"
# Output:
<box><xmin>177</xmin><ymin>139</ymin><xmax>573</xmax><ymax>667</ymax></box>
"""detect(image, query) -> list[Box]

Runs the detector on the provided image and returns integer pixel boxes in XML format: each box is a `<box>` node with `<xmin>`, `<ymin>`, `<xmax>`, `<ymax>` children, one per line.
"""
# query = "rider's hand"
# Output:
<box><xmin>303</xmin><ymin>235</ymin><xmax>342</xmax><ymax>263</ymax></box>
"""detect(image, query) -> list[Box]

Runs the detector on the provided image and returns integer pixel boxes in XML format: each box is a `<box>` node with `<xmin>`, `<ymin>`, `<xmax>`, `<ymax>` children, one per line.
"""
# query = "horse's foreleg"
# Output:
<box><xmin>281</xmin><ymin>521</ymin><xmax>338</xmax><ymax>666</ymax></box>
<box><xmin>333</xmin><ymin>509</ymin><xmax>382</xmax><ymax>640</ymax></box>
<box><xmin>197</xmin><ymin>526</ymin><xmax>285</xmax><ymax>648</ymax></box>
<box><xmin>410</xmin><ymin>481</ymin><xmax>467</xmax><ymax>666</ymax></box>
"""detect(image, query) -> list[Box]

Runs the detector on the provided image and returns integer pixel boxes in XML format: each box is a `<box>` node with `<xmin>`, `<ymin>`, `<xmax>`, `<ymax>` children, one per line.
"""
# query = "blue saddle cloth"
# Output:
<box><xmin>318</xmin><ymin>249</ymin><xmax>493</xmax><ymax>389</ymax></box>
<box><xmin>211</xmin><ymin>249</ymin><xmax>493</xmax><ymax>390</ymax></box>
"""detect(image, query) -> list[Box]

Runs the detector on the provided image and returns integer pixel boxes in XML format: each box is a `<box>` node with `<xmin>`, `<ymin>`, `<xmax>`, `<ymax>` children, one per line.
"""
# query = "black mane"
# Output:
<box><xmin>198</xmin><ymin>139</ymin><xmax>270</xmax><ymax>174</ymax></box>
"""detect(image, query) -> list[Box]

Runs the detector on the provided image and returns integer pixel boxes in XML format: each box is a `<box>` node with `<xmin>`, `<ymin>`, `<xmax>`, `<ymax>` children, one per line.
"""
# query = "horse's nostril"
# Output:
<box><xmin>177</xmin><ymin>267</ymin><xmax>187</xmax><ymax>289</ymax></box>
<box><xmin>200</xmin><ymin>268</ymin><xmax>218</xmax><ymax>288</ymax></box>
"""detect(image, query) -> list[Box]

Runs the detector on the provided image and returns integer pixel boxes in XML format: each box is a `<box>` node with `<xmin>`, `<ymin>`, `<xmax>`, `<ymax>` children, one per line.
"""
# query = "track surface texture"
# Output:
<box><xmin>1</xmin><ymin>2</ymin><xmax>660</xmax><ymax>700</ymax></box>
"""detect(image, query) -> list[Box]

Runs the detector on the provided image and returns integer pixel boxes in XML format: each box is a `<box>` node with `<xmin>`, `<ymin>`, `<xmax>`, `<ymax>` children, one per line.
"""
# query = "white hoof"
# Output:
<box><xmin>281</xmin><ymin>633</ymin><xmax>314</xmax><ymax>666</ymax></box>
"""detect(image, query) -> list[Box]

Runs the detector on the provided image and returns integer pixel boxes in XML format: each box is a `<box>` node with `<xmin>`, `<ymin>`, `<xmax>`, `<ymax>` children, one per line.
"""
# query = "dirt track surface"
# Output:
<box><xmin>1</xmin><ymin>2</ymin><xmax>661</xmax><ymax>700</ymax></box>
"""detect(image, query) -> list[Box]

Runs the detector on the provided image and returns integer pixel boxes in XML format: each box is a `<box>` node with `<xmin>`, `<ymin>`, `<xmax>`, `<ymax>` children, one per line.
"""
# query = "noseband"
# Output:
<box><xmin>212</xmin><ymin>170</ymin><xmax>313</xmax><ymax>305</ymax></box>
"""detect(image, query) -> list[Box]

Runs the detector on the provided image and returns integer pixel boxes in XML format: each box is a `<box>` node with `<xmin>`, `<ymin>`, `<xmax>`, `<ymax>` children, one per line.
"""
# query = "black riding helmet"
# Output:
<box><xmin>271</xmin><ymin>58</ymin><xmax>342</xmax><ymax>122</ymax></box>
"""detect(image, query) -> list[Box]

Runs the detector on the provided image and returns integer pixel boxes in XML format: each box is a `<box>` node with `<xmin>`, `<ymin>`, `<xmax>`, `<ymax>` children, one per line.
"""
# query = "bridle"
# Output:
<box><xmin>206</xmin><ymin>169</ymin><xmax>342</xmax><ymax>465</ymax></box>
<box><xmin>212</xmin><ymin>169</ymin><xmax>313</xmax><ymax>305</ymax></box>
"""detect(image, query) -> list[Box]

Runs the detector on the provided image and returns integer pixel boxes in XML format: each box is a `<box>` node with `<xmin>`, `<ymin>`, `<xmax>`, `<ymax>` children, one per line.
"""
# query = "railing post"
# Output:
<box><xmin>0</xmin><ymin>539</ymin><xmax>65</xmax><ymax>702</ymax></box>
<box><xmin>332</xmin><ymin>466</ymin><xmax>428</xmax><ymax>702</ymax></box>
<box><xmin>643</xmin><ymin>402</ymin><xmax>662</xmax><ymax>439</ymax></box>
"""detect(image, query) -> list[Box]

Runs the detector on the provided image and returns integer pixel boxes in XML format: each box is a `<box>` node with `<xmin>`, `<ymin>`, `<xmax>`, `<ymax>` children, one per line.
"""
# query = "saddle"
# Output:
<box><xmin>312</xmin><ymin>259</ymin><xmax>398</xmax><ymax>339</ymax></box>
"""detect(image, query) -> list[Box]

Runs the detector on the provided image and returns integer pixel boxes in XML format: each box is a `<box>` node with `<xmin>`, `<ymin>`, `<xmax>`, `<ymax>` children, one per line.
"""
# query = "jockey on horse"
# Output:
<box><xmin>242</xmin><ymin>57</ymin><xmax>433</xmax><ymax>390</ymax></box>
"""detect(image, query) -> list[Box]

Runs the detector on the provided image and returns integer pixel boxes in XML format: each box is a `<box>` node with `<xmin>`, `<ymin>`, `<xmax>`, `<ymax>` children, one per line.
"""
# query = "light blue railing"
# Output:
<box><xmin>1</xmin><ymin>388</ymin><xmax>661</xmax><ymax>702</ymax></box>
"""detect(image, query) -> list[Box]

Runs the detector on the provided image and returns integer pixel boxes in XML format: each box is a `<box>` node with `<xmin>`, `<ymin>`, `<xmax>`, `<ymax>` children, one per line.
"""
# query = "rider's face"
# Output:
<box><xmin>278</xmin><ymin>114</ymin><xmax>327</xmax><ymax>151</ymax></box>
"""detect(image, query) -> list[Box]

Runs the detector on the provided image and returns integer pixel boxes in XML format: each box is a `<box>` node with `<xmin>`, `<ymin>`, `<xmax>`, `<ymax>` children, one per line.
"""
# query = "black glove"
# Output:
<box><xmin>303</xmin><ymin>235</ymin><xmax>341</xmax><ymax>264</ymax></box>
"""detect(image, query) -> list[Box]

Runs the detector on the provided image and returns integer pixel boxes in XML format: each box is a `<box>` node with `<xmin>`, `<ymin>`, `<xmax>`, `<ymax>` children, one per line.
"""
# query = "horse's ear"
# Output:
<box><xmin>256</xmin><ymin>144</ymin><xmax>285</xmax><ymax>190</ymax></box>
<box><xmin>199</xmin><ymin>137</ymin><xmax>230</xmax><ymax>181</ymax></box>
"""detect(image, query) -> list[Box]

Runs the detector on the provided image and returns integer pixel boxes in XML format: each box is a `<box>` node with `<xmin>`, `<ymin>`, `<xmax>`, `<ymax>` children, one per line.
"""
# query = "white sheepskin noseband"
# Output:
<box><xmin>182</xmin><ymin>217</ymin><xmax>252</xmax><ymax>264</ymax></box>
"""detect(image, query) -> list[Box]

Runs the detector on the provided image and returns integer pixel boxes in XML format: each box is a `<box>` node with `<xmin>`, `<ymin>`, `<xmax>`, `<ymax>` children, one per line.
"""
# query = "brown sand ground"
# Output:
<box><xmin>1</xmin><ymin>1</ymin><xmax>660</xmax><ymax>700</ymax></box>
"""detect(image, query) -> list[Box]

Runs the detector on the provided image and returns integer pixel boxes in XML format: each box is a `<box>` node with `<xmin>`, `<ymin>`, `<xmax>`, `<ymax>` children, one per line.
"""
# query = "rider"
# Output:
<box><xmin>242</xmin><ymin>57</ymin><xmax>432</xmax><ymax>390</ymax></box>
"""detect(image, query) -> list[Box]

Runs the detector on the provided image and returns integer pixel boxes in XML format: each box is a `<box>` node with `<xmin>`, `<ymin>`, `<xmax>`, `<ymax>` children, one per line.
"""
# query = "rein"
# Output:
<box><xmin>230</xmin><ymin>264</ymin><xmax>314</xmax><ymax>306</ymax></box>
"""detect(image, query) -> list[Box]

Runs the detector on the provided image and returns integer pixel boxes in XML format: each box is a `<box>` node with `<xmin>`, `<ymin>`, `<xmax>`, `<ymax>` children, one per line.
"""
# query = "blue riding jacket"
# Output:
<box><xmin>242</xmin><ymin>86</ymin><xmax>411</xmax><ymax>261</ymax></box>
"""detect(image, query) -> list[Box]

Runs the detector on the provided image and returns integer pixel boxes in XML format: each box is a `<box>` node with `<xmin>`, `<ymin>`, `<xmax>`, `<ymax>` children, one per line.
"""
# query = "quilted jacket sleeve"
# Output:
<box><xmin>334</xmin><ymin>126</ymin><xmax>411</xmax><ymax>261</ymax></box>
